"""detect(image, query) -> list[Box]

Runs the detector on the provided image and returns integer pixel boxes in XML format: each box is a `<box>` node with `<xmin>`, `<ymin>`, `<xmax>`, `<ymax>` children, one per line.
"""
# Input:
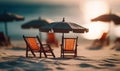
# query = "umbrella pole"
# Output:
<box><xmin>107</xmin><ymin>22</ymin><xmax>111</xmax><ymax>45</ymax></box>
<box><xmin>39</xmin><ymin>32</ymin><xmax>42</xmax><ymax>40</ymax></box>
<box><xmin>61</xmin><ymin>33</ymin><xmax>64</xmax><ymax>45</ymax></box>
<box><xmin>108</xmin><ymin>22</ymin><xmax>113</xmax><ymax>37</ymax></box>
<box><xmin>4</xmin><ymin>22</ymin><xmax>8</xmax><ymax>36</ymax></box>
<box><xmin>108</xmin><ymin>22</ymin><xmax>111</xmax><ymax>34</ymax></box>
<box><xmin>62</xmin><ymin>33</ymin><xmax>64</xmax><ymax>38</ymax></box>
<box><xmin>61</xmin><ymin>33</ymin><xmax>64</xmax><ymax>57</ymax></box>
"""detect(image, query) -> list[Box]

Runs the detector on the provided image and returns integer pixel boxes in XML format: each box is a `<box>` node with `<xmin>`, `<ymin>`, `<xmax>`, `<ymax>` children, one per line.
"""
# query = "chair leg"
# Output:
<box><xmin>30</xmin><ymin>50</ymin><xmax>36</xmax><ymax>57</ymax></box>
<box><xmin>74</xmin><ymin>54</ymin><xmax>76</xmax><ymax>57</ymax></box>
<box><xmin>26</xmin><ymin>50</ymin><xmax>28</xmax><ymax>57</ymax></box>
<box><xmin>60</xmin><ymin>52</ymin><xmax>62</xmax><ymax>58</ymax></box>
<box><xmin>26</xmin><ymin>47</ymin><xmax>29</xmax><ymax>57</ymax></box>
<box><xmin>61</xmin><ymin>50</ymin><xmax>63</xmax><ymax>58</ymax></box>
<box><xmin>32</xmin><ymin>53</ymin><xmax>36</xmax><ymax>57</ymax></box>
<box><xmin>75</xmin><ymin>51</ymin><xmax>77</xmax><ymax>57</ymax></box>
<box><xmin>41</xmin><ymin>48</ymin><xmax>47</xmax><ymax>58</ymax></box>
<box><xmin>61</xmin><ymin>51</ymin><xmax>64</xmax><ymax>58</ymax></box>
<box><xmin>39</xmin><ymin>51</ymin><xmax>41</xmax><ymax>58</ymax></box>
<box><xmin>43</xmin><ymin>52</ymin><xmax>47</xmax><ymax>58</ymax></box>
<box><xmin>63</xmin><ymin>51</ymin><xmax>64</xmax><ymax>58</ymax></box>
<box><xmin>48</xmin><ymin>45</ymin><xmax>55</xmax><ymax>58</ymax></box>
<box><xmin>61</xmin><ymin>54</ymin><xmax>62</xmax><ymax>58</ymax></box>
<box><xmin>51</xmin><ymin>50</ymin><xmax>55</xmax><ymax>58</ymax></box>
<box><xmin>60</xmin><ymin>53</ymin><xmax>64</xmax><ymax>58</ymax></box>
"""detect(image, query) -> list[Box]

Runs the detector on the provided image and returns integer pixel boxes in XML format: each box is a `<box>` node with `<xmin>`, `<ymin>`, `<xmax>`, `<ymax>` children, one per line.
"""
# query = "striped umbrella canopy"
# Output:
<box><xmin>40</xmin><ymin>18</ymin><xmax>88</xmax><ymax>34</ymax></box>
<box><xmin>21</xmin><ymin>17</ymin><xmax>52</xmax><ymax>39</ymax></box>
<box><xmin>21</xmin><ymin>17</ymin><xmax>51</xmax><ymax>29</ymax></box>
<box><xmin>39</xmin><ymin>18</ymin><xmax>88</xmax><ymax>45</ymax></box>
<box><xmin>91</xmin><ymin>13</ymin><xmax>120</xmax><ymax>25</ymax></box>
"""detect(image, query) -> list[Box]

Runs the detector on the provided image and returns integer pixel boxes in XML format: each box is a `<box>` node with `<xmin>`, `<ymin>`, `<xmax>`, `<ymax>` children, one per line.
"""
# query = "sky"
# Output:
<box><xmin>0</xmin><ymin>0</ymin><xmax>120</xmax><ymax>15</ymax></box>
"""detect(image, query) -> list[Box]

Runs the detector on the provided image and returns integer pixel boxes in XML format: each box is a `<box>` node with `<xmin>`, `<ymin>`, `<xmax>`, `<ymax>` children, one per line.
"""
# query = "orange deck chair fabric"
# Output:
<box><xmin>47</xmin><ymin>32</ymin><xmax>58</xmax><ymax>47</ymax></box>
<box><xmin>61</xmin><ymin>37</ymin><xmax>78</xmax><ymax>58</ymax></box>
<box><xmin>23</xmin><ymin>35</ymin><xmax>55</xmax><ymax>58</ymax></box>
<box><xmin>64</xmin><ymin>38</ymin><xmax>75</xmax><ymax>50</ymax></box>
<box><xmin>99</xmin><ymin>32</ymin><xmax>110</xmax><ymax>46</ymax></box>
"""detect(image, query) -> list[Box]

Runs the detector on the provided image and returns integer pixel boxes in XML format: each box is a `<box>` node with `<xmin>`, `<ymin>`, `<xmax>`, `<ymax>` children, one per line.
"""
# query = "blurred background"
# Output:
<box><xmin>0</xmin><ymin>0</ymin><xmax>120</xmax><ymax>41</ymax></box>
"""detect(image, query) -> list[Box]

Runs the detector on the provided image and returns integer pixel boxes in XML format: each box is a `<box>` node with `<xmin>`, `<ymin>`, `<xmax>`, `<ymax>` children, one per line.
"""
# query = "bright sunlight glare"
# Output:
<box><xmin>82</xmin><ymin>0</ymin><xmax>109</xmax><ymax>40</ymax></box>
<box><xmin>114</xmin><ymin>26</ymin><xmax>120</xmax><ymax>37</ymax></box>
<box><xmin>83</xmin><ymin>22</ymin><xmax>109</xmax><ymax>40</ymax></box>
<box><xmin>84</xmin><ymin>0</ymin><xmax>109</xmax><ymax>22</ymax></box>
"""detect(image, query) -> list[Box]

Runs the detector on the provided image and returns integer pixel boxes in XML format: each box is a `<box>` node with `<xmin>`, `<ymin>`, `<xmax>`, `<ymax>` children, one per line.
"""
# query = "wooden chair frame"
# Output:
<box><xmin>23</xmin><ymin>35</ymin><xmax>55</xmax><ymax>58</ymax></box>
<box><xmin>61</xmin><ymin>36</ymin><xmax>78</xmax><ymax>58</ymax></box>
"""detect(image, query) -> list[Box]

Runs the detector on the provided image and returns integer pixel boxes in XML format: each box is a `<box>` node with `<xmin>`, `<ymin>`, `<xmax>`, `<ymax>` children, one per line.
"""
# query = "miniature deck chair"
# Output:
<box><xmin>99</xmin><ymin>32</ymin><xmax>110</xmax><ymax>46</ymax></box>
<box><xmin>61</xmin><ymin>37</ymin><xmax>78</xmax><ymax>58</ymax></box>
<box><xmin>23</xmin><ymin>35</ymin><xmax>55</xmax><ymax>58</ymax></box>
<box><xmin>111</xmin><ymin>37</ymin><xmax>120</xmax><ymax>50</ymax></box>
<box><xmin>89</xmin><ymin>32</ymin><xmax>110</xmax><ymax>49</ymax></box>
<box><xmin>46</xmin><ymin>32</ymin><xmax>58</xmax><ymax>47</ymax></box>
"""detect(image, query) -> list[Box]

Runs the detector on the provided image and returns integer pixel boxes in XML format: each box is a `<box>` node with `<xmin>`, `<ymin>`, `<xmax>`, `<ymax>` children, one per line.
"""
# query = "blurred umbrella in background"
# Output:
<box><xmin>91</xmin><ymin>13</ymin><xmax>120</xmax><ymax>25</ymax></box>
<box><xmin>91</xmin><ymin>11</ymin><xmax>120</xmax><ymax>45</ymax></box>
<box><xmin>0</xmin><ymin>12</ymin><xmax>24</xmax><ymax>36</ymax></box>
<box><xmin>21</xmin><ymin>17</ymin><xmax>52</xmax><ymax>39</ymax></box>
<box><xmin>91</xmin><ymin>11</ymin><xmax>120</xmax><ymax>32</ymax></box>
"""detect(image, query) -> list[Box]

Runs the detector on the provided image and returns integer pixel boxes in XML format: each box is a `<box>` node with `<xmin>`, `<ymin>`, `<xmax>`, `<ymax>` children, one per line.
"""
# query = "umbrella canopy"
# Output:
<box><xmin>91</xmin><ymin>13</ymin><xmax>120</xmax><ymax>25</ymax></box>
<box><xmin>40</xmin><ymin>18</ymin><xmax>88</xmax><ymax>45</ymax></box>
<box><xmin>21</xmin><ymin>17</ymin><xmax>52</xmax><ymax>39</ymax></box>
<box><xmin>21</xmin><ymin>17</ymin><xmax>50</xmax><ymax>29</ymax></box>
<box><xmin>0</xmin><ymin>12</ymin><xmax>24</xmax><ymax>22</ymax></box>
<box><xmin>40</xmin><ymin>18</ymin><xmax>88</xmax><ymax>33</ymax></box>
<box><xmin>0</xmin><ymin>12</ymin><xmax>24</xmax><ymax>36</ymax></box>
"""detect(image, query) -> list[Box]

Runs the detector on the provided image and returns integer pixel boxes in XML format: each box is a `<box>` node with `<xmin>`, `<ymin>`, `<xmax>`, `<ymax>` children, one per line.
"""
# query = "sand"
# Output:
<box><xmin>0</xmin><ymin>40</ymin><xmax>120</xmax><ymax>71</ymax></box>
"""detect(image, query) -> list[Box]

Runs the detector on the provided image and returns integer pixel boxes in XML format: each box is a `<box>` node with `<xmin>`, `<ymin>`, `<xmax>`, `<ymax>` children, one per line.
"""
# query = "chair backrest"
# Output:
<box><xmin>23</xmin><ymin>36</ymin><xmax>42</xmax><ymax>51</ymax></box>
<box><xmin>62</xmin><ymin>37</ymin><xmax>78</xmax><ymax>51</ymax></box>
<box><xmin>47</xmin><ymin>32</ymin><xmax>56</xmax><ymax>42</ymax></box>
<box><xmin>99</xmin><ymin>32</ymin><xmax>108</xmax><ymax>40</ymax></box>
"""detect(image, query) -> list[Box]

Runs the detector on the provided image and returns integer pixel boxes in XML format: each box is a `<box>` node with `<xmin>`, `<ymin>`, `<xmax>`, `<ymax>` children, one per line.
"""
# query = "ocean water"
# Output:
<box><xmin>0</xmin><ymin>2</ymin><xmax>85</xmax><ymax>41</ymax></box>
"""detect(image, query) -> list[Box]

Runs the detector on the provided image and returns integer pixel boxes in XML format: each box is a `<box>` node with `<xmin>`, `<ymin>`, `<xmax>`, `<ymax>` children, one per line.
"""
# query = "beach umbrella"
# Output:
<box><xmin>40</xmin><ymin>18</ymin><xmax>88</xmax><ymax>37</ymax></box>
<box><xmin>91</xmin><ymin>12</ymin><xmax>120</xmax><ymax>33</ymax></box>
<box><xmin>21</xmin><ymin>17</ymin><xmax>51</xmax><ymax>29</ymax></box>
<box><xmin>39</xmin><ymin>18</ymin><xmax>88</xmax><ymax>47</ymax></box>
<box><xmin>21</xmin><ymin>17</ymin><xmax>51</xmax><ymax>39</ymax></box>
<box><xmin>91</xmin><ymin>12</ymin><xmax>120</xmax><ymax>45</ymax></box>
<box><xmin>91</xmin><ymin>12</ymin><xmax>120</xmax><ymax>32</ymax></box>
<box><xmin>0</xmin><ymin>12</ymin><xmax>24</xmax><ymax>36</ymax></box>
<box><xmin>91</xmin><ymin>12</ymin><xmax>120</xmax><ymax>35</ymax></box>
<box><xmin>91</xmin><ymin>13</ymin><xmax>120</xmax><ymax>25</ymax></box>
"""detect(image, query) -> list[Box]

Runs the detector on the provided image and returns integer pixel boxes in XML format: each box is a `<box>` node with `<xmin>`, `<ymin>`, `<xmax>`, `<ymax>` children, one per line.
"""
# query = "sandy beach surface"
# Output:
<box><xmin>0</xmin><ymin>40</ymin><xmax>120</xmax><ymax>71</ymax></box>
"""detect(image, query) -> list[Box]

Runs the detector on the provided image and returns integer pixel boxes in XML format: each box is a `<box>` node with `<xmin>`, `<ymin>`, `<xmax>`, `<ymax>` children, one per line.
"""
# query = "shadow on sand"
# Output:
<box><xmin>103</xmin><ymin>58</ymin><xmax>120</xmax><ymax>64</ymax></box>
<box><xmin>74</xmin><ymin>56</ymin><xmax>94</xmax><ymax>61</ymax></box>
<box><xmin>8</xmin><ymin>47</ymin><xmax>26</xmax><ymax>51</ymax></box>
<box><xmin>111</xmin><ymin>47</ymin><xmax>120</xmax><ymax>51</ymax></box>
<box><xmin>99</xmin><ymin>63</ymin><xmax>116</xmax><ymax>67</ymax></box>
<box><xmin>78</xmin><ymin>63</ymin><xmax>101</xmax><ymax>69</ymax></box>
<box><xmin>0</xmin><ymin>56</ymin><xmax>52</xmax><ymax>71</ymax></box>
<box><xmin>87</xmin><ymin>46</ymin><xmax>102</xmax><ymax>50</ymax></box>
